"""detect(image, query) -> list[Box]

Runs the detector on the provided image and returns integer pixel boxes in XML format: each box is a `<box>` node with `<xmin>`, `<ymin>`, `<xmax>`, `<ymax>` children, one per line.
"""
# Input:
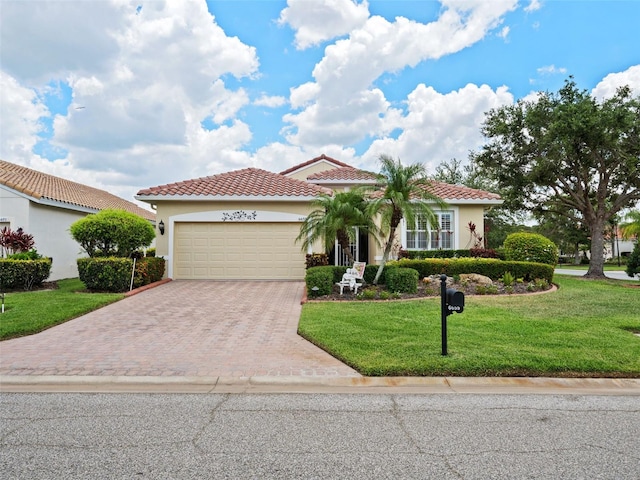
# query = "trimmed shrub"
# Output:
<box><xmin>503</xmin><ymin>232</ymin><xmax>558</xmax><ymax>266</ymax></box>
<box><xmin>145</xmin><ymin>247</ymin><xmax>156</xmax><ymax>258</ymax></box>
<box><xmin>399</xmin><ymin>249</ymin><xmax>472</xmax><ymax>259</ymax></box>
<box><xmin>387</xmin><ymin>258</ymin><xmax>554</xmax><ymax>284</ymax></box>
<box><xmin>305</xmin><ymin>266</ymin><xmax>334</xmax><ymax>297</ymax></box>
<box><xmin>626</xmin><ymin>242</ymin><xmax>640</xmax><ymax>279</ymax></box>
<box><xmin>7</xmin><ymin>249</ymin><xmax>42</xmax><ymax>260</ymax></box>
<box><xmin>305</xmin><ymin>253</ymin><xmax>329</xmax><ymax>268</ymax></box>
<box><xmin>470</xmin><ymin>248</ymin><xmax>499</xmax><ymax>259</ymax></box>
<box><xmin>132</xmin><ymin>257</ymin><xmax>165</xmax><ymax>288</ymax></box>
<box><xmin>77</xmin><ymin>257</ymin><xmax>132</xmax><ymax>292</ymax></box>
<box><xmin>386</xmin><ymin>267</ymin><xmax>419</xmax><ymax>293</ymax></box>
<box><xmin>70</xmin><ymin>209</ymin><xmax>155</xmax><ymax>258</ymax></box>
<box><xmin>0</xmin><ymin>258</ymin><xmax>52</xmax><ymax>290</ymax></box>
<box><xmin>78</xmin><ymin>256</ymin><xmax>166</xmax><ymax>292</ymax></box>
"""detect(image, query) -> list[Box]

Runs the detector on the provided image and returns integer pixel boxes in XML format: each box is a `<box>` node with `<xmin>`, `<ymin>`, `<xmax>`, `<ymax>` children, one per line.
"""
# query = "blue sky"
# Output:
<box><xmin>1</xmin><ymin>0</ymin><xmax>638</xmax><ymax>205</ymax></box>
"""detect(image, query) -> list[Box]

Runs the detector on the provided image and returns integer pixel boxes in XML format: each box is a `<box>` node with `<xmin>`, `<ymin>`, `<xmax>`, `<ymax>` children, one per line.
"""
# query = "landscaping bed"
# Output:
<box><xmin>308</xmin><ymin>274</ymin><xmax>553</xmax><ymax>302</ymax></box>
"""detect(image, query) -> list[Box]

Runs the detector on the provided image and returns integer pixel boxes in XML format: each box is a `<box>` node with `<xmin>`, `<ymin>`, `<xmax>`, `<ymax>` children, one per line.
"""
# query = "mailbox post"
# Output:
<box><xmin>440</xmin><ymin>274</ymin><xmax>465</xmax><ymax>355</ymax></box>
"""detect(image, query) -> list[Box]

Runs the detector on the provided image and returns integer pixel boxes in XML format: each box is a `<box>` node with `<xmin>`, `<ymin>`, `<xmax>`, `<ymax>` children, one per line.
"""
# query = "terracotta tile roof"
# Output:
<box><xmin>279</xmin><ymin>153</ymin><xmax>353</xmax><ymax>176</ymax></box>
<box><xmin>137</xmin><ymin>168</ymin><xmax>333</xmax><ymax>198</ymax></box>
<box><xmin>0</xmin><ymin>159</ymin><xmax>155</xmax><ymax>221</ymax></box>
<box><xmin>307</xmin><ymin>167</ymin><xmax>379</xmax><ymax>182</ymax></box>
<box><xmin>370</xmin><ymin>179</ymin><xmax>501</xmax><ymax>202</ymax></box>
<box><xmin>426</xmin><ymin>181</ymin><xmax>501</xmax><ymax>201</ymax></box>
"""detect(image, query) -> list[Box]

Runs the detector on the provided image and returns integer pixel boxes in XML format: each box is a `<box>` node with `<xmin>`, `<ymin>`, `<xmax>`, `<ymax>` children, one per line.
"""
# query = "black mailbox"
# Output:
<box><xmin>446</xmin><ymin>288</ymin><xmax>464</xmax><ymax>314</ymax></box>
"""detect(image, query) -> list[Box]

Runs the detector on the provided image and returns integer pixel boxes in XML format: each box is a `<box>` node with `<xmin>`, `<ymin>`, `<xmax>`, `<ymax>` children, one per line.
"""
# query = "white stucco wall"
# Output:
<box><xmin>0</xmin><ymin>186</ymin><xmax>87</xmax><ymax>280</ymax></box>
<box><xmin>30</xmin><ymin>203</ymin><xmax>87</xmax><ymax>280</ymax></box>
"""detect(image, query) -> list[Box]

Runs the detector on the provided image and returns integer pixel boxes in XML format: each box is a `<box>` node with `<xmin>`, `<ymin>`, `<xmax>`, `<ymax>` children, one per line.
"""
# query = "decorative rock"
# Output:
<box><xmin>459</xmin><ymin>273</ymin><xmax>493</xmax><ymax>285</ymax></box>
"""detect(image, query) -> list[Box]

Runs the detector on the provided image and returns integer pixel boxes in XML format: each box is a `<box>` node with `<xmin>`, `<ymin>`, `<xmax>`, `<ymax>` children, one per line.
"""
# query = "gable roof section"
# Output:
<box><xmin>0</xmin><ymin>159</ymin><xmax>155</xmax><ymax>221</ymax></box>
<box><xmin>136</xmin><ymin>167</ymin><xmax>333</xmax><ymax>201</ymax></box>
<box><xmin>279</xmin><ymin>153</ymin><xmax>352</xmax><ymax>176</ymax></box>
<box><xmin>307</xmin><ymin>167</ymin><xmax>379</xmax><ymax>183</ymax></box>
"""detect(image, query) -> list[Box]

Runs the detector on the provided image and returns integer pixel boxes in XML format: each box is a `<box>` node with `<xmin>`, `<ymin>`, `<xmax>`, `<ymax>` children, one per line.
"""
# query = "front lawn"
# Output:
<box><xmin>0</xmin><ymin>279</ymin><xmax>124</xmax><ymax>340</ymax></box>
<box><xmin>298</xmin><ymin>275</ymin><xmax>640</xmax><ymax>377</ymax></box>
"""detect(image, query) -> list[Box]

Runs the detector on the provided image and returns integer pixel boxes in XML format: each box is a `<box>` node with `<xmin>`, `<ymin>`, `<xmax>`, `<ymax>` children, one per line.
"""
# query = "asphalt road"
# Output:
<box><xmin>2</xmin><ymin>393</ymin><xmax>638</xmax><ymax>479</ymax></box>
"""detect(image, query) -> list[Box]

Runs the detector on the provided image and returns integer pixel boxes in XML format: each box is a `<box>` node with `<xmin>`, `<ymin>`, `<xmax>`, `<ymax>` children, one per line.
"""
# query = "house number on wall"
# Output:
<box><xmin>221</xmin><ymin>210</ymin><xmax>258</xmax><ymax>222</ymax></box>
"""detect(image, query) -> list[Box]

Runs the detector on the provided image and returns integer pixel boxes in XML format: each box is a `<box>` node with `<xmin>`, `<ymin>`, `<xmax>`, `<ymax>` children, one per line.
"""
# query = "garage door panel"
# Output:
<box><xmin>174</xmin><ymin>222</ymin><xmax>305</xmax><ymax>280</ymax></box>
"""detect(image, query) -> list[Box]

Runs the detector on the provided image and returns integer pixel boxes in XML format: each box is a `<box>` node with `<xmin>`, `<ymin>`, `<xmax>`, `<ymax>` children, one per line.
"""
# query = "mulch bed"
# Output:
<box><xmin>309</xmin><ymin>275</ymin><xmax>555</xmax><ymax>302</ymax></box>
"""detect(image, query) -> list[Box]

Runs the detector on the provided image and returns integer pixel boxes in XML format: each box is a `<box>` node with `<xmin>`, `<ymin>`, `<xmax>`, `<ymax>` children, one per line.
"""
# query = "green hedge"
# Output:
<box><xmin>305</xmin><ymin>266</ymin><xmax>334</xmax><ymax>297</ymax></box>
<box><xmin>503</xmin><ymin>232</ymin><xmax>558</xmax><ymax>266</ymax></box>
<box><xmin>0</xmin><ymin>258</ymin><xmax>52</xmax><ymax>290</ymax></box>
<box><xmin>386</xmin><ymin>267</ymin><xmax>419</xmax><ymax>293</ymax></box>
<box><xmin>387</xmin><ymin>258</ymin><xmax>554</xmax><ymax>283</ymax></box>
<box><xmin>77</xmin><ymin>257</ymin><xmax>166</xmax><ymax>292</ymax></box>
<box><xmin>400</xmin><ymin>249</ymin><xmax>472</xmax><ymax>259</ymax></box>
<box><xmin>133</xmin><ymin>257</ymin><xmax>165</xmax><ymax>288</ymax></box>
<box><xmin>304</xmin><ymin>265</ymin><xmax>391</xmax><ymax>295</ymax></box>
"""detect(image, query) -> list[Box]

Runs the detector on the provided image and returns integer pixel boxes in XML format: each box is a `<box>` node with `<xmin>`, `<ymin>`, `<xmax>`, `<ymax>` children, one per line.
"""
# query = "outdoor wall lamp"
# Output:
<box><xmin>158</xmin><ymin>220</ymin><xmax>165</xmax><ymax>235</ymax></box>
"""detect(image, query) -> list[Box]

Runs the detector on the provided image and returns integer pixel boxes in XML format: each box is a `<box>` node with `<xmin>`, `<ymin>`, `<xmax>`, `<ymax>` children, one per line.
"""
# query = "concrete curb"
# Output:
<box><xmin>2</xmin><ymin>375</ymin><xmax>639</xmax><ymax>395</ymax></box>
<box><xmin>124</xmin><ymin>278</ymin><xmax>172</xmax><ymax>297</ymax></box>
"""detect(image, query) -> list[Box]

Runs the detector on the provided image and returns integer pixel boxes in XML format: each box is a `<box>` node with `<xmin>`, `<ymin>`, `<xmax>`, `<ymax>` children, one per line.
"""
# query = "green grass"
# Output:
<box><xmin>0</xmin><ymin>279</ymin><xmax>124</xmax><ymax>340</ymax></box>
<box><xmin>298</xmin><ymin>275</ymin><xmax>640</xmax><ymax>377</ymax></box>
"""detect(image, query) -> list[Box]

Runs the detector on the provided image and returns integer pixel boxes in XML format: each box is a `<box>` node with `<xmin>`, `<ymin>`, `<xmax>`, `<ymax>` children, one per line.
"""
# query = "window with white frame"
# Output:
<box><xmin>406</xmin><ymin>212</ymin><xmax>454</xmax><ymax>250</ymax></box>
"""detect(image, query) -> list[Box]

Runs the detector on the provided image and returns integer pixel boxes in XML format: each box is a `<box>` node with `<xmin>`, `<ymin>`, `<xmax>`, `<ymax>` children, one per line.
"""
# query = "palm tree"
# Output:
<box><xmin>367</xmin><ymin>155</ymin><xmax>447</xmax><ymax>284</ymax></box>
<box><xmin>296</xmin><ymin>188</ymin><xmax>381</xmax><ymax>265</ymax></box>
<box><xmin>620</xmin><ymin>210</ymin><xmax>640</xmax><ymax>239</ymax></box>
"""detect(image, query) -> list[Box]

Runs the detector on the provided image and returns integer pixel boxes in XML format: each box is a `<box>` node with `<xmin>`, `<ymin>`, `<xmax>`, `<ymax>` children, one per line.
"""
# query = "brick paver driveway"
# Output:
<box><xmin>0</xmin><ymin>281</ymin><xmax>359</xmax><ymax>378</ymax></box>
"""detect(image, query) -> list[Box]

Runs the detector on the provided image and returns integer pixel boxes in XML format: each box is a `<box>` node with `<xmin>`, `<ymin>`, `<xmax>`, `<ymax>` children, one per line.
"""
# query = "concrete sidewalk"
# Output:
<box><xmin>554</xmin><ymin>269</ymin><xmax>639</xmax><ymax>281</ymax></box>
<box><xmin>2</xmin><ymin>375</ymin><xmax>639</xmax><ymax>395</ymax></box>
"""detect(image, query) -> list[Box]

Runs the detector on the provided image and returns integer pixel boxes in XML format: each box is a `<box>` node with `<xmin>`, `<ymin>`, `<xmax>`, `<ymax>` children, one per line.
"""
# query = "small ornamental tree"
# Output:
<box><xmin>70</xmin><ymin>209</ymin><xmax>155</xmax><ymax>258</ymax></box>
<box><xmin>0</xmin><ymin>227</ymin><xmax>35</xmax><ymax>257</ymax></box>
<box><xmin>626</xmin><ymin>242</ymin><xmax>640</xmax><ymax>279</ymax></box>
<box><xmin>503</xmin><ymin>232</ymin><xmax>558</xmax><ymax>266</ymax></box>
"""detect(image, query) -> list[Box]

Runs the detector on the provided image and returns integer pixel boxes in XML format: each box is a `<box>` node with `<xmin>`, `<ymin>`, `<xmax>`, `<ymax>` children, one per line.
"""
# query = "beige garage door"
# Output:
<box><xmin>174</xmin><ymin>222</ymin><xmax>306</xmax><ymax>280</ymax></box>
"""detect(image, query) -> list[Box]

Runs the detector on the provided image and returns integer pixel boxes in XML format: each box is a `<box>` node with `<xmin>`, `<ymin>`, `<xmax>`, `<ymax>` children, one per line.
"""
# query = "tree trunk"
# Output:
<box><xmin>573</xmin><ymin>242</ymin><xmax>581</xmax><ymax>265</ymax></box>
<box><xmin>337</xmin><ymin>230</ymin><xmax>355</xmax><ymax>265</ymax></box>
<box><xmin>373</xmin><ymin>227</ymin><xmax>397</xmax><ymax>285</ymax></box>
<box><xmin>586</xmin><ymin>220</ymin><xmax>607</xmax><ymax>278</ymax></box>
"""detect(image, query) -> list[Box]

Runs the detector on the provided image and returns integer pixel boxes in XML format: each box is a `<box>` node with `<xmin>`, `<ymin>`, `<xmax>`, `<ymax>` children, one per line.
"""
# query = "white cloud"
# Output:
<box><xmin>0</xmin><ymin>72</ymin><xmax>49</xmax><ymax>163</ymax></box>
<box><xmin>361</xmin><ymin>84</ymin><xmax>514</xmax><ymax>172</ymax></box>
<box><xmin>0</xmin><ymin>1</ymin><xmax>122</xmax><ymax>84</ymax></box>
<box><xmin>284</xmin><ymin>0</ymin><xmax>518</xmax><ymax>149</ymax></box>
<box><xmin>279</xmin><ymin>0</ymin><xmax>370</xmax><ymax>50</ymax></box>
<box><xmin>592</xmin><ymin>65</ymin><xmax>640</xmax><ymax>100</ymax></box>
<box><xmin>498</xmin><ymin>26</ymin><xmax>510</xmax><ymax>40</ymax></box>
<box><xmin>254</xmin><ymin>95</ymin><xmax>287</xmax><ymax>108</ymax></box>
<box><xmin>537</xmin><ymin>64</ymin><xmax>567</xmax><ymax>75</ymax></box>
<box><xmin>0</xmin><ymin>0</ymin><xmax>260</xmax><ymax>202</ymax></box>
<box><xmin>525</xmin><ymin>0</ymin><xmax>542</xmax><ymax>13</ymax></box>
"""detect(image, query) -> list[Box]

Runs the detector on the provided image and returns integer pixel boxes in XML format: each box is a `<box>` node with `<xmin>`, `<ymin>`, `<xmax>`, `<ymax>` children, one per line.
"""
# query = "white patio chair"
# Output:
<box><xmin>336</xmin><ymin>262</ymin><xmax>366</xmax><ymax>295</ymax></box>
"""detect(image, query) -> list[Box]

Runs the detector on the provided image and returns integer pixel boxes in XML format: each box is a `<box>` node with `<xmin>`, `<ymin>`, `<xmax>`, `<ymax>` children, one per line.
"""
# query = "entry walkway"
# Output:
<box><xmin>0</xmin><ymin>281</ymin><xmax>360</xmax><ymax>378</ymax></box>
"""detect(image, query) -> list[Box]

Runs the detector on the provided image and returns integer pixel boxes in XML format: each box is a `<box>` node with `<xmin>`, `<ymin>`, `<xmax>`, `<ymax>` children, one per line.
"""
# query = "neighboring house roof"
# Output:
<box><xmin>0</xmin><ymin>159</ymin><xmax>155</xmax><ymax>221</ymax></box>
<box><xmin>136</xmin><ymin>167</ymin><xmax>333</xmax><ymax>201</ymax></box>
<box><xmin>279</xmin><ymin>154</ymin><xmax>352</xmax><ymax>176</ymax></box>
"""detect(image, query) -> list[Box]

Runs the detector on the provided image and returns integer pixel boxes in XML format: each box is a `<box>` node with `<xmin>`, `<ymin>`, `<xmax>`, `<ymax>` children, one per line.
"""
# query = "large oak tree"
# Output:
<box><xmin>473</xmin><ymin>79</ymin><xmax>640</xmax><ymax>277</ymax></box>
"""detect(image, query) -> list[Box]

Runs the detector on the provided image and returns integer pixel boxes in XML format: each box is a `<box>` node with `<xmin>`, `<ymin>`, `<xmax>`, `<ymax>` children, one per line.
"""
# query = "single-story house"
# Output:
<box><xmin>136</xmin><ymin>154</ymin><xmax>502</xmax><ymax>281</ymax></box>
<box><xmin>0</xmin><ymin>159</ymin><xmax>155</xmax><ymax>280</ymax></box>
